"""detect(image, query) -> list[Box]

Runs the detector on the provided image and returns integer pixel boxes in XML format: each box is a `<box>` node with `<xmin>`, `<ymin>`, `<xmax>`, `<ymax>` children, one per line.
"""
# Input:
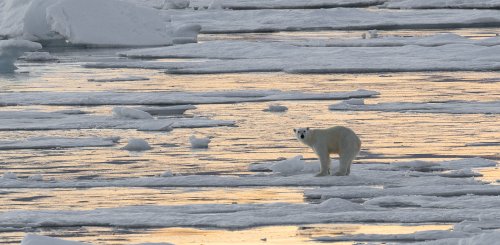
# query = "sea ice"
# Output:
<box><xmin>112</xmin><ymin>107</ymin><xmax>155</xmax><ymax>120</ymax></box>
<box><xmin>1</xmin><ymin>0</ymin><xmax>173</xmax><ymax>46</ymax></box>
<box><xmin>0</xmin><ymin>137</ymin><xmax>119</xmax><ymax>150</ymax></box>
<box><xmin>0</xmin><ymin>111</ymin><xmax>234</xmax><ymax>131</ymax></box>
<box><xmin>0</xmin><ymin>40</ymin><xmax>41</xmax><ymax>72</ymax></box>
<box><xmin>329</xmin><ymin>101</ymin><xmax>500</xmax><ymax>114</ymax></box>
<box><xmin>166</xmin><ymin>8</ymin><xmax>500</xmax><ymax>33</ymax></box>
<box><xmin>118</xmin><ymin>40</ymin><xmax>500</xmax><ymax>74</ymax></box>
<box><xmin>382</xmin><ymin>0</ymin><xmax>500</xmax><ymax>9</ymax></box>
<box><xmin>172</xmin><ymin>24</ymin><xmax>202</xmax><ymax>44</ymax></box>
<box><xmin>122</xmin><ymin>138</ymin><xmax>152</xmax><ymax>151</ymax></box>
<box><xmin>0</xmin><ymin>90</ymin><xmax>379</xmax><ymax>106</ymax></box>
<box><xmin>188</xmin><ymin>0</ymin><xmax>384</xmax><ymax>10</ymax></box>
<box><xmin>21</xmin><ymin>234</ymin><xmax>89</xmax><ymax>245</ymax></box>
<box><xmin>135</xmin><ymin>105</ymin><xmax>196</xmax><ymax>116</ymax></box>
<box><xmin>2</xmin><ymin>172</ymin><xmax>17</xmax><ymax>180</ymax></box>
<box><xmin>88</xmin><ymin>76</ymin><xmax>150</xmax><ymax>83</ymax></box>
<box><xmin>264</xmin><ymin>104</ymin><xmax>288</xmax><ymax>112</ymax></box>
<box><xmin>190</xmin><ymin>135</ymin><xmax>211</xmax><ymax>148</ymax></box>
<box><xmin>21</xmin><ymin>51</ymin><xmax>57</xmax><ymax>62</ymax></box>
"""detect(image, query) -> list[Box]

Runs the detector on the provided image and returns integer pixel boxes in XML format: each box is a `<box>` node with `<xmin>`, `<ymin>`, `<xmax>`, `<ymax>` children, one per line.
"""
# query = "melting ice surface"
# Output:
<box><xmin>1</xmin><ymin>0</ymin><xmax>500</xmax><ymax>244</ymax></box>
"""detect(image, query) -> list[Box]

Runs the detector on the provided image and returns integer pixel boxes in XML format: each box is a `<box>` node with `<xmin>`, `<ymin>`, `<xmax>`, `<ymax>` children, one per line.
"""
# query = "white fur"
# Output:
<box><xmin>294</xmin><ymin>126</ymin><xmax>361</xmax><ymax>177</ymax></box>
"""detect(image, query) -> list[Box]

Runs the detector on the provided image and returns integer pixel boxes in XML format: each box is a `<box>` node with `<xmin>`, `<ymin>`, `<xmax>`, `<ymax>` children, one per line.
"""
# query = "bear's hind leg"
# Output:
<box><xmin>335</xmin><ymin>153</ymin><xmax>355</xmax><ymax>176</ymax></box>
<box><xmin>315</xmin><ymin>148</ymin><xmax>331</xmax><ymax>177</ymax></box>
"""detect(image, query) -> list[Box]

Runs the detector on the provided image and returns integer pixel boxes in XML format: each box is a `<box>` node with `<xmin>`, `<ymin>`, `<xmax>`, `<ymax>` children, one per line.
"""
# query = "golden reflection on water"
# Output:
<box><xmin>5</xmin><ymin>223</ymin><xmax>451</xmax><ymax>244</ymax></box>
<box><xmin>0</xmin><ymin>187</ymin><xmax>304</xmax><ymax>211</ymax></box>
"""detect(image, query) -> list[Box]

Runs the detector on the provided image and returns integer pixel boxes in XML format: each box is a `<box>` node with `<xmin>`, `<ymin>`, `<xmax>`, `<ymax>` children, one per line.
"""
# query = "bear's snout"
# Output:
<box><xmin>300</xmin><ymin>134</ymin><xmax>305</xmax><ymax>139</ymax></box>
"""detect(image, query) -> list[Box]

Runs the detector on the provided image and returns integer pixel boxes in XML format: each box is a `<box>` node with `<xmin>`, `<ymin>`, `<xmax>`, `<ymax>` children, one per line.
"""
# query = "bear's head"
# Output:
<box><xmin>293</xmin><ymin>127</ymin><xmax>311</xmax><ymax>143</ymax></box>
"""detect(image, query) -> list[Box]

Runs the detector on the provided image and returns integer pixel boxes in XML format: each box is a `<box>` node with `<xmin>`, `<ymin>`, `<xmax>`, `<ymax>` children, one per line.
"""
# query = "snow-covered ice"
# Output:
<box><xmin>0</xmin><ymin>137</ymin><xmax>119</xmax><ymax>150</ymax></box>
<box><xmin>21</xmin><ymin>234</ymin><xmax>90</xmax><ymax>245</ymax></box>
<box><xmin>2</xmin><ymin>172</ymin><xmax>17</xmax><ymax>180</ymax></box>
<box><xmin>188</xmin><ymin>0</ymin><xmax>384</xmax><ymax>10</ymax></box>
<box><xmin>0</xmin><ymin>110</ymin><xmax>234</xmax><ymax>131</ymax></box>
<box><xmin>0</xmin><ymin>40</ymin><xmax>41</xmax><ymax>72</ymax></box>
<box><xmin>0</xmin><ymin>157</ymin><xmax>498</xmax><ymax>243</ymax></box>
<box><xmin>0</xmin><ymin>90</ymin><xmax>379</xmax><ymax>106</ymax></box>
<box><xmin>122</xmin><ymin>138</ymin><xmax>152</xmax><ymax>151</ymax></box>
<box><xmin>21</xmin><ymin>234</ymin><xmax>172</xmax><ymax>245</ymax></box>
<box><xmin>87</xmin><ymin>76</ymin><xmax>150</xmax><ymax>83</ymax></box>
<box><xmin>263</xmin><ymin>104</ymin><xmax>288</xmax><ymax>112</ymax></box>
<box><xmin>382</xmin><ymin>0</ymin><xmax>500</xmax><ymax>9</ymax></box>
<box><xmin>135</xmin><ymin>105</ymin><xmax>196</xmax><ymax>116</ymax></box>
<box><xmin>1</xmin><ymin>0</ymin><xmax>173</xmax><ymax>46</ymax></box>
<box><xmin>21</xmin><ymin>51</ymin><xmax>57</xmax><ymax>62</ymax></box>
<box><xmin>329</xmin><ymin>100</ymin><xmax>500</xmax><ymax>114</ymax></box>
<box><xmin>172</xmin><ymin>24</ymin><xmax>201</xmax><ymax>44</ymax></box>
<box><xmin>112</xmin><ymin>107</ymin><xmax>154</xmax><ymax>120</ymax></box>
<box><xmin>117</xmin><ymin>40</ymin><xmax>500</xmax><ymax>74</ymax></box>
<box><xmin>166</xmin><ymin>8</ymin><xmax>500</xmax><ymax>33</ymax></box>
<box><xmin>297</xmin><ymin>33</ymin><xmax>500</xmax><ymax>47</ymax></box>
<box><xmin>189</xmin><ymin>135</ymin><xmax>211</xmax><ymax>148</ymax></box>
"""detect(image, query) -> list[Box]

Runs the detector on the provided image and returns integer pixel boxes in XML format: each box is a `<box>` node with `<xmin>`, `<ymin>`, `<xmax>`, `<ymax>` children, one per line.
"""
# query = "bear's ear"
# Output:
<box><xmin>293</xmin><ymin>128</ymin><xmax>296</xmax><ymax>133</ymax></box>
<box><xmin>306</xmin><ymin>127</ymin><xmax>310</xmax><ymax>130</ymax></box>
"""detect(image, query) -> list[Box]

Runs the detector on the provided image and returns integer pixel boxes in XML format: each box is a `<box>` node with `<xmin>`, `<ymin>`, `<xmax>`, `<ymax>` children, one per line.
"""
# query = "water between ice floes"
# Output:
<box><xmin>0</xmin><ymin>29</ymin><xmax>499</xmax><ymax>244</ymax></box>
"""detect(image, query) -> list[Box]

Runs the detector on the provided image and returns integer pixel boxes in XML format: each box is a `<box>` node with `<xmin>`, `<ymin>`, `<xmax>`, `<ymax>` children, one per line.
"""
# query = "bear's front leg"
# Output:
<box><xmin>314</xmin><ymin>147</ymin><xmax>331</xmax><ymax>177</ymax></box>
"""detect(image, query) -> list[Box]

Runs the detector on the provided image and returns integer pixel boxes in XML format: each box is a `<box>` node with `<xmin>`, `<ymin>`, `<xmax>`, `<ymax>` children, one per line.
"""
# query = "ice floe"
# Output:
<box><xmin>87</xmin><ymin>76</ymin><xmax>150</xmax><ymax>83</ymax></box>
<box><xmin>112</xmin><ymin>107</ymin><xmax>154</xmax><ymax>120</ymax></box>
<box><xmin>117</xmin><ymin>41</ymin><xmax>500</xmax><ymax>74</ymax></box>
<box><xmin>21</xmin><ymin>234</ymin><xmax>90</xmax><ymax>245</ymax></box>
<box><xmin>0</xmin><ymin>158</ymin><xmax>494</xmax><ymax>189</ymax></box>
<box><xmin>329</xmin><ymin>100</ymin><xmax>500</xmax><ymax>114</ymax></box>
<box><xmin>189</xmin><ymin>135</ymin><xmax>211</xmax><ymax>148</ymax></box>
<box><xmin>188</xmin><ymin>0</ymin><xmax>384</xmax><ymax>10</ymax></box>
<box><xmin>122</xmin><ymin>138</ymin><xmax>152</xmax><ymax>151</ymax></box>
<box><xmin>166</xmin><ymin>8</ymin><xmax>500</xmax><ymax>33</ymax></box>
<box><xmin>0</xmin><ymin>40</ymin><xmax>41</xmax><ymax>72</ymax></box>
<box><xmin>263</xmin><ymin>104</ymin><xmax>288</xmax><ymax>112</ymax></box>
<box><xmin>20</xmin><ymin>51</ymin><xmax>58</xmax><ymax>62</ymax></box>
<box><xmin>1</xmin><ymin>157</ymin><xmax>499</xmax><ymax>243</ymax></box>
<box><xmin>382</xmin><ymin>0</ymin><xmax>500</xmax><ymax>9</ymax></box>
<box><xmin>135</xmin><ymin>105</ymin><xmax>196</xmax><ymax>116</ymax></box>
<box><xmin>0</xmin><ymin>0</ymin><xmax>173</xmax><ymax>46</ymax></box>
<box><xmin>297</xmin><ymin>33</ymin><xmax>500</xmax><ymax>47</ymax></box>
<box><xmin>0</xmin><ymin>89</ymin><xmax>379</xmax><ymax>106</ymax></box>
<box><xmin>0</xmin><ymin>137</ymin><xmax>119</xmax><ymax>150</ymax></box>
<box><xmin>315</xmin><ymin>230</ymin><xmax>469</xmax><ymax>242</ymax></box>
<box><xmin>0</xmin><ymin>111</ymin><xmax>234</xmax><ymax>131</ymax></box>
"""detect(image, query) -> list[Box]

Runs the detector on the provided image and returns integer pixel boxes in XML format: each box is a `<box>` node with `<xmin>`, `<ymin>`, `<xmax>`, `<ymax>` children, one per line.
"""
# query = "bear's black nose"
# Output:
<box><xmin>300</xmin><ymin>134</ymin><xmax>304</xmax><ymax>139</ymax></box>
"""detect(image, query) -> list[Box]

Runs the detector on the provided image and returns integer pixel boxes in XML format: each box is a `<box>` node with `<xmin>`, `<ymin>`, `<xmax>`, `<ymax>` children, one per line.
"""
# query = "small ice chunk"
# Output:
<box><xmin>137</xmin><ymin>122</ymin><xmax>174</xmax><ymax>132</ymax></box>
<box><xmin>439</xmin><ymin>169</ymin><xmax>483</xmax><ymax>178</ymax></box>
<box><xmin>112</xmin><ymin>107</ymin><xmax>154</xmax><ymax>119</ymax></box>
<box><xmin>28</xmin><ymin>174</ymin><xmax>43</xmax><ymax>181</ymax></box>
<box><xmin>208</xmin><ymin>0</ymin><xmax>223</xmax><ymax>9</ymax></box>
<box><xmin>21</xmin><ymin>52</ymin><xmax>57</xmax><ymax>62</ymax></box>
<box><xmin>390</xmin><ymin>160</ymin><xmax>441</xmax><ymax>171</ymax></box>
<box><xmin>264</xmin><ymin>104</ymin><xmax>288</xmax><ymax>112</ymax></box>
<box><xmin>88</xmin><ymin>76</ymin><xmax>149</xmax><ymax>83</ymax></box>
<box><xmin>190</xmin><ymin>135</ymin><xmax>211</xmax><ymax>148</ymax></box>
<box><xmin>2</xmin><ymin>172</ymin><xmax>17</xmax><ymax>179</ymax></box>
<box><xmin>21</xmin><ymin>234</ymin><xmax>89</xmax><ymax>245</ymax></box>
<box><xmin>122</xmin><ymin>138</ymin><xmax>152</xmax><ymax>151</ymax></box>
<box><xmin>344</xmin><ymin>98</ymin><xmax>364</xmax><ymax>105</ymax></box>
<box><xmin>0</xmin><ymin>40</ymin><xmax>42</xmax><ymax>72</ymax></box>
<box><xmin>269</xmin><ymin>155</ymin><xmax>305</xmax><ymax>176</ymax></box>
<box><xmin>368</xmin><ymin>29</ymin><xmax>379</xmax><ymax>39</ymax></box>
<box><xmin>173</xmin><ymin>24</ymin><xmax>201</xmax><ymax>44</ymax></box>
<box><xmin>163</xmin><ymin>0</ymin><xmax>190</xmax><ymax>9</ymax></box>
<box><xmin>161</xmin><ymin>170</ymin><xmax>174</xmax><ymax>177</ymax></box>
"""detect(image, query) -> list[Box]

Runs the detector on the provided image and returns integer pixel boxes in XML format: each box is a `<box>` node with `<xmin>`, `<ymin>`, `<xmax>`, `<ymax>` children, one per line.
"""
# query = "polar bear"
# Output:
<box><xmin>294</xmin><ymin>126</ymin><xmax>361</xmax><ymax>176</ymax></box>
